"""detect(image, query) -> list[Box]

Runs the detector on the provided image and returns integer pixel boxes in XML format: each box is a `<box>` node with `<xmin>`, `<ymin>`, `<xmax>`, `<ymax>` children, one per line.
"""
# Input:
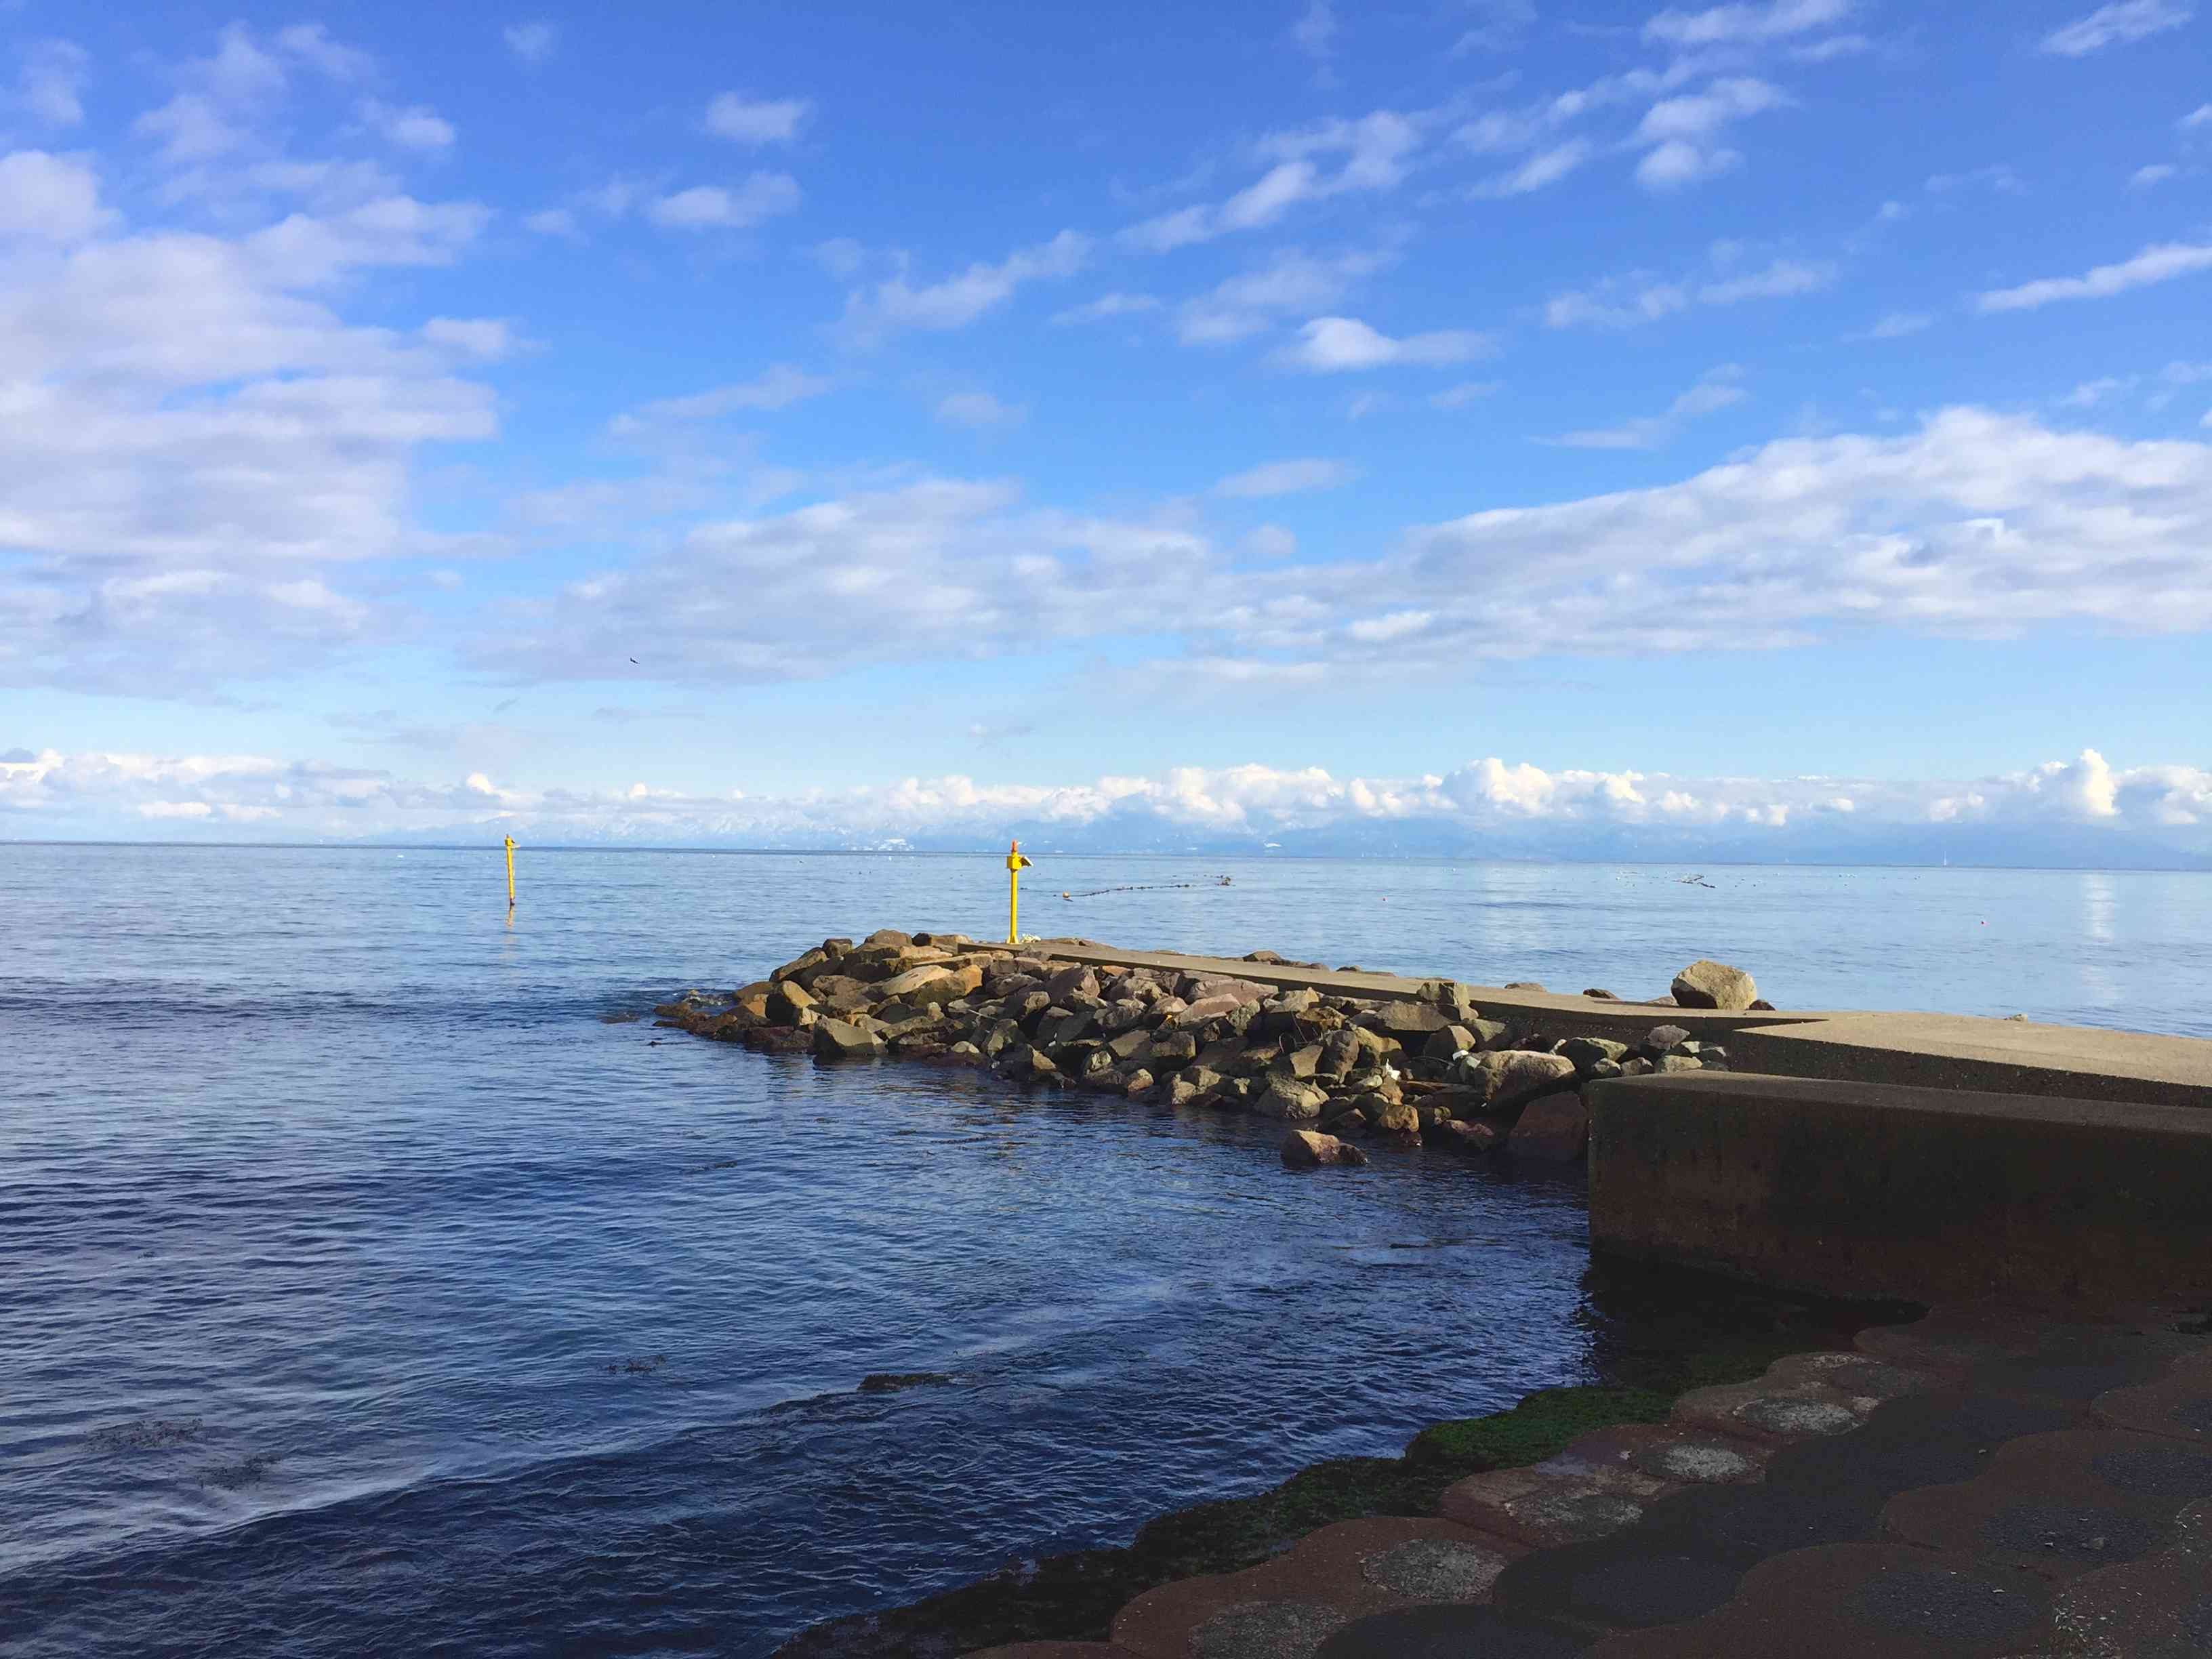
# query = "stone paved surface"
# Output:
<box><xmin>965</xmin><ymin>1299</ymin><xmax>2210</xmax><ymax>1659</ymax></box>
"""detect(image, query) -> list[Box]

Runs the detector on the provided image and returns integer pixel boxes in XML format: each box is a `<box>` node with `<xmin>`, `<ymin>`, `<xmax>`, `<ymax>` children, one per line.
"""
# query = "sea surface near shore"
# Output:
<box><xmin>3</xmin><ymin>845</ymin><xmax>2207</xmax><ymax>1658</ymax></box>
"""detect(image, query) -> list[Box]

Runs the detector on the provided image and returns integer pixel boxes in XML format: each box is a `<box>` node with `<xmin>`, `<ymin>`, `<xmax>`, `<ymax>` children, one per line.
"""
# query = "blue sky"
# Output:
<box><xmin>3</xmin><ymin>0</ymin><xmax>2211</xmax><ymax>856</ymax></box>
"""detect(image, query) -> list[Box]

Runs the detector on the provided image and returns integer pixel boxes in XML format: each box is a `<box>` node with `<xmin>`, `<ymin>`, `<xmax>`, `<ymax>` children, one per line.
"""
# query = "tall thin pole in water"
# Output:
<box><xmin>505</xmin><ymin>835</ymin><xmax>516</xmax><ymax>910</ymax></box>
<box><xmin>1006</xmin><ymin>838</ymin><xmax>1031</xmax><ymax>943</ymax></box>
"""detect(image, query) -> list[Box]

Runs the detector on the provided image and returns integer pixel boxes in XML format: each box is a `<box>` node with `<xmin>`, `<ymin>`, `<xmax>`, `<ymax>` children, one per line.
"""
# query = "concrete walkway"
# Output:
<box><xmin>1023</xmin><ymin>941</ymin><xmax>2212</xmax><ymax>1111</ymax></box>
<box><xmin>966</xmin><ymin>1299</ymin><xmax>2212</xmax><ymax>1658</ymax></box>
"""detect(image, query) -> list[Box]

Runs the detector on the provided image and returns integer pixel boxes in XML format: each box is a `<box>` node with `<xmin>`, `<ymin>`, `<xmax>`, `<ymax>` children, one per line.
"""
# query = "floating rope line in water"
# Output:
<box><xmin>1058</xmin><ymin>878</ymin><xmax>1234</xmax><ymax>900</ymax></box>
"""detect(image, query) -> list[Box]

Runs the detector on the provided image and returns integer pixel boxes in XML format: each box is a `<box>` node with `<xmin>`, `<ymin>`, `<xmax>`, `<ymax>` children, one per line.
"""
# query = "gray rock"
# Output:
<box><xmin>1369</xmin><ymin>1001</ymin><xmax>1451</xmax><ymax>1040</ymax></box>
<box><xmin>1622</xmin><ymin>1057</ymin><xmax>1654</xmax><ymax>1076</ymax></box>
<box><xmin>1655</xmin><ymin>1053</ymin><xmax>1704</xmax><ymax>1073</ymax></box>
<box><xmin>1645</xmin><ymin>1024</ymin><xmax>1692</xmax><ymax>1054</ymax></box>
<box><xmin>1149</xmin><ymin>1030</ymin><xmax>1199</xmax><ymax>1067</ymax></box>
<box><xmin>1467</xmin><ymin>1049</ymin><xmax>1579</xmax><ymax>1108</ymax></box>
<box><xmin>998</xmin><ymin>1043</ymin><xmax>1057</xmax><ymax>1082</ymax></box>
<box><xmin>1561</xmin><ymin>1036</ymin><xmax>1630</xmax><ymax>1073</ymax></box>
<box><xmin>1120</xmin><ymin>1067</ymin><xmax>1155</xmax><ymax>1098</ymax></box>
<box><xmin>1253</xmin><ymin>1078</ymin><xmax>1330</xmax><ymax>1121</ymax></box>
<box><xmin>1503</xmin><ymin>981</ymin><xmax>1546</xmax><ymax>992</ymax></box>
<box><xmin>1046</xmin><ymin>964</ymin><xmax>1100</xmax><ymax>1004</ymax></box>
<box><xmin>1671</xmin><ymin>959</ymin><xmax>1757</xmax><ymax>1010</ymax></box>
<box><xmin>1583</xmin><ymin>988</ymin><xmax>1621</xmax><ymax>1000</ymax></box>
<box><xmin>1586</xmin><ymin>1059</ymin><xmax>1624</xmax><ymax>1081</ymax></box>
<box><xmin>1423</xmin><ymin>1024</ymin><xmax>1477</xmax><ymax>1061</ymax></box>
<box><xmin>1272</xmin><ymin>1043</ymin><xmax>1322</xmax><ymax>1082</ymax></box>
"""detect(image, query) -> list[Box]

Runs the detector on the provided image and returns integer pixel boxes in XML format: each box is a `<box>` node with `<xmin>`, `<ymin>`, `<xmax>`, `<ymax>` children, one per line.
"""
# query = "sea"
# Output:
<box><xmin>3</xmin><ymin>844</ymin><xmax>2207</xmax><ymax>1657</ymax></box>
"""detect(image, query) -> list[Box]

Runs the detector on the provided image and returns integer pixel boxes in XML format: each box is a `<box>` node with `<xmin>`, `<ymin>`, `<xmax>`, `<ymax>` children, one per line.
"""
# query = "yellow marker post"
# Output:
<box><xmin>504</xmin><ymin>835</ymin><xmax>516</xmax><ymax>909</ymax></box>
<box><xmin>1005</xmin><ymin>838</ymin><xmax>1033</xmax><ymax>943</ymax></box>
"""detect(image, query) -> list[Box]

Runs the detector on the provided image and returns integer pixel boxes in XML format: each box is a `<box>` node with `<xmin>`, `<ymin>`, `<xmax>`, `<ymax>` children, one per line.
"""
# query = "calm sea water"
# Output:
<box><xmin>2</xmin><ymin>845</ymin><xmax>2205</xmax><ymax>1658</ymax></box>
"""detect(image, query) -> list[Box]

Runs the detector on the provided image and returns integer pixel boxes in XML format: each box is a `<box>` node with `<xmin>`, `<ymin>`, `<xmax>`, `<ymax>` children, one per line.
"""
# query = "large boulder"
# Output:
<box><xmin>1282</xmin><ymin>1130</ymin><xmax>1368</xmax><ymax>1169</ymax></box>
<box><xmin>876</xmin><ymin>962</ymin><xmax>983</xmax><ymax>1008</ymax></box>
<box><xmin>1046</xmin><ymin>964</ymin><xmax>1101</xmax><ymax>1004</ymax></box>
<box><xmin>1671</xmin><ymin>960</ymin><xmax>1756</xmax><ymax>1009</ymax></box>
<box><xmin>1560</xmin><ymin>1036</ymin><xmax>1630</xmax><ymax>1075</ymax></box>
<box><xmin>997</xmin><ymin>1043</ymin><xmax>1057</xmax><ymax>1082</ymax></box>
<box><xmin>811</xmin><ymin>1017</ymin><xmax>883</xmax><ymax>1061</ymax></box>
<box><xmin>1465</xmin><ymin>1049</ymin><xmax>1578</xmax><ymax>1110</ymax></box>
<box><xmin>767</xmin><ymin>981</ymin><xmax>817</xmax><ymax>1024</ymax></box>
<box><xmin>772</xmin><ymin>946</ymin><xmax>832</xmax><ymax>985</ymax></box>
<box><xmin>1252</xmin><ymin>1078</ymin><xmax>1330</xmax><ymax>1121</ymax></box>
<box><xmin>1372</xmin><ymin>1100</ymin><xmax>1420</xmax><ymax>1135</ymax></box>
<box><xmin>1435</xmin><ymin>1119</ymin><xmax>1502</xmax><ymax>1154</ymax></box>
<box><xmin>1509</xmin><ymin>1094</ymin><xmax>1590</xmax><ymax>1161</ymax></box>
<box><xmin>1368</xmin><ymin>1001</ymin><xmax>1451</xmax><ymax>1040</ymax></box>
<box><xmin>1169</xmin><ymin>992</ymin><xmax>1254</xmax><ymax>1029</ymax></box>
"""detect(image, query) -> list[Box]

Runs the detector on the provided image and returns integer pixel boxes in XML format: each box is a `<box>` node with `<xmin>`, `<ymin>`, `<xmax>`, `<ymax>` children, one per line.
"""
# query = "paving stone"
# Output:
<box><xmin>1110</xmin><ymin>1519</ymin><xmax>1515</xmax><ymax>1659</ymax></box>
<box><xmin>1633</xmin><ymin>1479</ymin><xmax>1885</xmax><ymax>1565</ymax></box>
<box><xmin>1439</xmin><ymin>1454</ymin><xmax>1675</xmax><ymax>1550</ymax></box>
<box><xmin>1671</xmin><ymin>1374</ymin><xmax>1884</xmax><ymax>1446</ymax></box>
<box><xmin>1189</xmin><ymin>1600</ymin><xmax>1348</xmax><ymax>1659</ymax></box>
<box><xmin>1490</xmin><ymin>1540</ymin><xmax>1750</xmax><ymax>1637</ymax></box>
<box><xmin>1578</xmin><ymin>1543</ymin><xmax>2055</xmax><ymax>1659</ymax></box>
<box><xmin>1313</xmin><ymin>1603</ymin><xmax>1593</xmax><ymax>1658</ymax></box>
<box><xmin>1881</xmin><ymin>1429</ymin><xmax>2212</xmax><ymax>1580</ymax></box>
<box><xmin>1565</xmin><ymin>1421</ymin><xmax>1775</xmax><ymax>1488</ymax></box>
<box><xmin>1765</xmin><ymin>1350</ymin><xmax>1948</xmax><ymax>1404</ymax></box>
<box><xmin>2090</xmin><ymin>1352</ymin><xmax>2212</xmax><ymax>1446</ymax></box>
<box><xmin>964</xmin><ymin>1645</ymin><xmax>1138</xmax><ymax>1659</ymax></box>
<box><xmin>2049</xmin><ymin>1497</ymin><xmax>2212</xmax><ymax>1658</ymax></box>
<box><xmin>1761</xmin><ymin>1387</ymin><xmax>2084</xmax><ymax>1511</ymax></box>
<box><xmin>1857</xmin><ymin>1302</ymin><xmax>2203</xmax><ymax>1383</ymax></box>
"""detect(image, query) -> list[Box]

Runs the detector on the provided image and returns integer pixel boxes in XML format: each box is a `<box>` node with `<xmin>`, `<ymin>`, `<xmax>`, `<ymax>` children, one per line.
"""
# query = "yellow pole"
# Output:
<box><xmin>505</xmin><ymin>835</ymin><xmax>516</xmax><ymax>909</ymax></box>
<box><xmin>1005</xmin><ymin>838</ymin><xmax>1031</xmax><ymax>943</ymax></box>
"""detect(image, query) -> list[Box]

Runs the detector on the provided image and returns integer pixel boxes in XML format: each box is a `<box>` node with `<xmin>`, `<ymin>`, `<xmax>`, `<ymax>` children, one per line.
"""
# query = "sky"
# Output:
<box><xmin>2</xmin><ymin>0</ymin><xmax>2211</xmax><ymax>859</ymax></box>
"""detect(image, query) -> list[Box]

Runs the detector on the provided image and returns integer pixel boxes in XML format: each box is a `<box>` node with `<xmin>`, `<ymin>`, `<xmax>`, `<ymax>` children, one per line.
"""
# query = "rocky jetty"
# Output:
<box><xmin>654</xmin><ymin>931</ymin><xmax>1754</xmax><ymax>1170</ymax></box>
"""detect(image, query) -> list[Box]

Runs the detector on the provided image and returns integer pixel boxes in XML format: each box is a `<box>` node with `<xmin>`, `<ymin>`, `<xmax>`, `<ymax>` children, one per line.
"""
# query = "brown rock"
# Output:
<box><xmin>767</xmin><ymin>981</ymin><xmax>816</xmax><ymax>1023</ymax></box>
<box><xmin>1253</xmin><ymin>1078</ymin><xmax>1330</xmax><ymax>1121</ymax></box>
<box><xmin>1373</xmin><ymin>1100</ymin><xmax>1420</xmax><ymax>1134</ymax></box>
<box><xmin>1509</xmin><ymin>1094</ymin><xmax>1589</xmax><ymax>1161</ymax></box>
<box><xmin>1436</xmin><ymin>1120</ymin><xmax>1502</xmax><ymax>1153</ymax></box>
<box><xmin>1469</xmin><ymin>1049</ymin><xmax>1578</xmax><ymax>1109</ymax></box>
<box><xmin>1671</xmin><ymin>959</ymin><xmax>1757</xmax><ymax>1010</ymax></box>
<box><xmin>811</xmin><ymin>1017</ymin><xmax>882</xmax><ymax>1061</ymax></box>
<box><xmin>1282</xmin><ymin>1130</ymin><xmax>1368</xmax><ymax>1168</ymax></box>
<box><xmin>1120</xmin><ymin>1067</ymin><xmax>1155</xmax><ymax>1097</ymax></box>
<box><xmin>1583</xmin><ymin>987</ymin><xmax>1620</xmax><ymax>1000</ymax></box>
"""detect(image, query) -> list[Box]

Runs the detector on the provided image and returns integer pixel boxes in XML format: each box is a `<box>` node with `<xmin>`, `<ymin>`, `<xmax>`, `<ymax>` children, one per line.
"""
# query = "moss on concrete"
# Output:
<box><xmin>772</xmin><ymin>1368</ymin><xmax>1782</xmax><ymax>1658</ymax></box>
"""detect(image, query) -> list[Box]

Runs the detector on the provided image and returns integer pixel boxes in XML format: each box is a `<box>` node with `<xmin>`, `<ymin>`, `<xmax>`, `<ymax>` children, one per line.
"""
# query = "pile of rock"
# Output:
<box><xmin>653</xmin><ymin>931</ymin><xmax>1746</xmax><ymax>1170</ymax></box>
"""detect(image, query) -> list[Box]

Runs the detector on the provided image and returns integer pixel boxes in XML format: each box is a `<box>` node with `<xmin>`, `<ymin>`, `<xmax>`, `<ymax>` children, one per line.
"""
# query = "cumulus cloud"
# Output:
<box><xmin>1272</xmin><ymin>316</ymin><xmax>1495</xmax><ymax>371</ymax></box>
<box><xmin>704</xmin><ymin>92</ymin><xmax>811</xmax><ymax>144</ymax></box>
<box><xmin>1978</xmin><ymin>241</ymin><xmax>2212</xmax><ymax>311</ymax></box>
<box><xmin>9</xmin><ymin>744</ymin><xmax>2207</xmax><ymax>860</ymax></box>
<box><xmin>2039</xmin><ymin>0</ymin><xmax>2194</xmax><ymax>56</ymax></box>
<box><xmin>647</xmin><ymin>173</ymin><xmax>803</xmax><ymax>230</ymax></box>
<box><xmin>1213</xmin><ymin>457</ymin><xmax>1358</xmax><ymax>497</ymax></box>
<box><xmin>0</xmin><ymin>150</ymin><xmax>112</xmax><ymax>241</ymax></box>
<box><xmin>841</xmin><ymin>230</ymin><xmax>1088</xmax><ymax>338</ymax></box>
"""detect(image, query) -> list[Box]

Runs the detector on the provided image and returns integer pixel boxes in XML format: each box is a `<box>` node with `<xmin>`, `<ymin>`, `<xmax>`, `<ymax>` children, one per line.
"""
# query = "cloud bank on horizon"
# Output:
<box><xmin>5</xmin><ymin>745</ymin><xmax>2209</xmax><ymax>866</ymax></box>
<box><xmin>1</xmin><ymin>3</ymin><xmax>2208</xmax><ymax>860</ymax></box>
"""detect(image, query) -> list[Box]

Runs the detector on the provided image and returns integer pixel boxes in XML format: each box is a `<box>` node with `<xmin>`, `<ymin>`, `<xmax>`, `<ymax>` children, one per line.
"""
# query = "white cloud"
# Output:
<box><xmin>1636</xmin><ymin>78</ymin><xmax>1790</xmax><ymax>142</ymax></box>
<box><xmin>1214</xmin><ymin>457</ymin><xmax>1358</xmax><ymax>497</ymax></box>
<box><xmin>1292</xmin><ymin>1</ymin><xmax>1338</xmax><ymax>66</ymax></box>
<box><xmin>421</xmin><ymin>317</ymin><xmax>518</xmax><ymax>360</ymax></box>
<box><xmin>1175</xmin><ymin>247</ymin><xmax>1388</xmax><ymax>344</ymax></box>
<box><xmin>1638</xmin><ymin>140</ymin><xmax>1742</xmax><ymax>188</ymax></box>
<box><xmin>1927</xmin><ymin>163</ymin><xmax>2025</xmax><ymax>196</ymax></box>
<box><xmin>842</xmin><ymin>230</ymin><xmax>1088</xmax><ymax>337</ymax></box>
<box><xmin>504</xmin><ymin>22</ymin><xmax>559</xmax><ymax>64</ymax></box>
<box><xmin>1051</xmin><ymin>292</ymin><xmax>1162</xmax><ymax>325</ymax></box>
<box><xmin>1699</xmin><ymin>257</ymin><xmax>1834</xmax><ymax>302</ymax></box>
<box><xmin>1430</xmin><ymin>380</ymin><xmax>1504</xmax><ymax>409</ymax></box>
<box><xmin>2185</xmin><ymin>104</ymin><xmax>2212</xmax><ymax>129</ymax></box>
<box><xmin>2060</xmin><ymin>376</ymin><xmax>2135</xmax><ymax>408</ymax></box>
<box><xmin>2128</xmin><ymin>163</ymin><xmax>2179</xmax><ymax>190</ymax></box>
<box><xmin>1547</xmin><ymin>366</ymin><xmax>1747</xmax><ymax>449</ymax></box>
<box><xmin>359</xmin><ymin>100</ymin><xmax>456</xmax><ymax>151</ymax></box>
<box><xmin>1242</xmin><ymin>525</ymin><xmax>1298</xmax><ymax>560</ymax></box>
<box><xmin>523</xmin><ymin>207</ymin><xmax>578</xmax><ymax>237</ymax></box>
<box><xmin>2039</xmin><ymin>0</ymin><xmax>2194</xmax><ymax>56</ymax></box>
<box><xmin>1470</xmin><ymin>140</ymin><xmax>1592</xmax><ymax>197</ymax></box>
<box><xmin>1792</xmin><ymin>33</ymin><xmax>1872</xmax><ymax>59</ymax></box>
<box><xmin>607</xmin><ymin>367</ymin><xmax>834</xmax><ymax>434</ymax></box>
<box><xmin>936</xmin><ymin>390</ymin><xmax>1025</xmax><ymax>428</ymax></box>
<box><xmin>13</xmin><ymin>743</ymin><xmax>2207</xmax><ymax>857</ymax></box>
<box><xmin>0</xmin><ymin>150</ymin><xmax>112</xmax><ymax>241</ymax></box>
<box><xmin>1273</xmin><ymin>316</ymin><xmax>1495</xmax><ymax>371</ymax></box>
<box><xmin>1548</xmin><ymin>251</ymin><xmax>1831</xmax><ymax>327</ymax></box>
<box><xmin>1118</xmin><ymin>112</ymin><xmax>1418</xmax><ymax>251</ymax></box>
<box><xmin>1856</xmin><ymin>311</ymin><xmax>1933</xmax><ymax>340</ymax></box>
<box><xmin>1978</xmin><ymin>241</ymin><xmax>2212</xmax><ymax>311</ymax></box>
<box><xmin>16</xmin><ymin>39</ymin><xmax>90</xmax><ymax>126</ymax></box>
<box><xmin>705</xmin><ymin>92</ymin><xmax>812</xmax><ymax>144</ymax></box>
<box><xmin>1644</xmin><ymin>0</ymin><xmax>1856</xmax><ymax>47</ymax></box>
<box><xmin>647</xmin><ymin>173</ymin><xmax>803</xmax><ymax>230</ymax></box>
<box><xmin>275</xmin><ymin>24</ymin><xmax>375</xmax><ymax>81</ymax></box>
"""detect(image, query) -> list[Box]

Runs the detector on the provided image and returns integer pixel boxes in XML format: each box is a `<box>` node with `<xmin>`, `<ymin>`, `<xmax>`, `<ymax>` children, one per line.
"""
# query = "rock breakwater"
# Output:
<box><xmin>655</xmin><ymin>931</ymin><xmax>1759</xmax><ymax>1168</ymax></box>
